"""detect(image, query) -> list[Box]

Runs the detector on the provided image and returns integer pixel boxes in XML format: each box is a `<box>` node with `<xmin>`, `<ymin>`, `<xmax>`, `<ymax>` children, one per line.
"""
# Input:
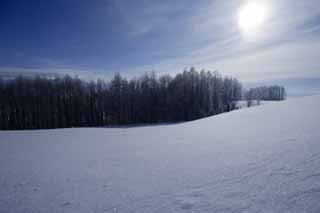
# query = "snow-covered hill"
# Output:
<box><xmin>1</xmin><ymin>95</ymin><xmax>320</xmax><ymax>213</ymax></box>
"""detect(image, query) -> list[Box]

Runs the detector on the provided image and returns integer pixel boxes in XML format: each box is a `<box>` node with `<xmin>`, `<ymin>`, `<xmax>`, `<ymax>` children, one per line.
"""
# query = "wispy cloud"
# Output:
<box><xmin>124</xmin><ymin>0</ymin><xmax>320</xmax><ymax>80</ymax></box>
<box><xmin>1</xmin><ymin>0</ymin><xmax>320</xmax><ymax>83</ymax></box>
<box><xmin>0</xmin><ymin>67</ymin><xmax>116</xmax><ymax>81</ymax></box>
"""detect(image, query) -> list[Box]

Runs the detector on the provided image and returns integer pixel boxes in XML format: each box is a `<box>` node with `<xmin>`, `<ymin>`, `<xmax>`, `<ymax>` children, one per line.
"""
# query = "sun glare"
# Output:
<box><xmin>238</xmin><ymin>2</ymin><xmax>268</xmax><ymax>36</ymax></box>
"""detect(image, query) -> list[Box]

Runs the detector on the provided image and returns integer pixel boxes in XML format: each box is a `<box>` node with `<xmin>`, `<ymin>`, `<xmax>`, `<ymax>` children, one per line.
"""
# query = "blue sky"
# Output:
<box><xmin>1</xmin><ymin>0</ymin><xmax>320</xmax><ymax>89</ymax></box>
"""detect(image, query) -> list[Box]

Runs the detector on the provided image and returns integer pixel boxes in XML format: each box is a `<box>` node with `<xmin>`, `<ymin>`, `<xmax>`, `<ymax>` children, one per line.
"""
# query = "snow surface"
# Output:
<box><xmin>0</xmin><ymin>95</ymin><xmax>320</xmax><ymax>213</ymax></box>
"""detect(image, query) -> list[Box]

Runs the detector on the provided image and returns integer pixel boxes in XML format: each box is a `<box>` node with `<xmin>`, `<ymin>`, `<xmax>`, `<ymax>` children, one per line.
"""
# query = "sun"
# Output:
<box><xmin>238</xmin><ymin>2</ymin><xmax>268</xmax><ymax>35</ymax></box>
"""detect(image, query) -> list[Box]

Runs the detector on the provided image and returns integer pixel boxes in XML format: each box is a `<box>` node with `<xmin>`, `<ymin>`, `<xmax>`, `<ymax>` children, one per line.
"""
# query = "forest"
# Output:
<box><xmin>0</xmin><ymin>68</ymin><xmax>285</xmax><ymax>130</ymax></box>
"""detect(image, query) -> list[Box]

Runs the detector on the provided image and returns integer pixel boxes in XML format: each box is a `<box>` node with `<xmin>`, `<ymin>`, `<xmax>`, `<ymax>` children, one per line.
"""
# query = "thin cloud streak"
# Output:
<box><xmin>1</xmin><ymin>0</ymin><xmax>320</xmax><ymax>82</ymax></box>
<box><xmin>125</xmin><ymin>0</ymin><xmax>320</xmax><ymax>81</ymax></box>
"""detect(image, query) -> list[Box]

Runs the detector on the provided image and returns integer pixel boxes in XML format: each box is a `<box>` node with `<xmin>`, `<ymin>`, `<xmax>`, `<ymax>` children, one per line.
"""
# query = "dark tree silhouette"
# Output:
<box><xmin>0</xmin><ymin>68</ymin><xmax>247</xmax><ymax>130</ymax></box>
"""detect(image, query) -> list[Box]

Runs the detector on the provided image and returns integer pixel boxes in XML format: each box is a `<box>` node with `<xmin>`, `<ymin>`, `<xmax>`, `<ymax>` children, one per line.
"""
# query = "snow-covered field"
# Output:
<box><xmin>1</xmin><ymin>95</ymin><xmax>320</xmax><ymax>213</ymax></box>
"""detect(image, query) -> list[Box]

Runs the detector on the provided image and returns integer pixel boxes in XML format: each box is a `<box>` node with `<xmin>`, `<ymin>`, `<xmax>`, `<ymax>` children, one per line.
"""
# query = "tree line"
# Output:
<box><xmin>245</xmin><ymin>86</ymin><xmax>287</xmax><ymax>102</ymax></box>
<box><xmin>0</xmin><ymin>68</ymin><xmax>244</xmax><ymax>130</ymax></box>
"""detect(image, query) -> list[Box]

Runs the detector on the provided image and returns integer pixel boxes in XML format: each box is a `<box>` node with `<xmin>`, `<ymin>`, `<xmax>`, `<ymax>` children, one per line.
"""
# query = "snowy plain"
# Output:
<box><xmin>0</xmin><ymin>95</ymin><xmax>320</xmax><ymax>213</ymax></box>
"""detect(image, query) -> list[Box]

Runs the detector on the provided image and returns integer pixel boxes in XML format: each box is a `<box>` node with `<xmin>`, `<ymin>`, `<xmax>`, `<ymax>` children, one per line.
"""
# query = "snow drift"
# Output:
<box><xmin>0</xmin><ymin>95</ymin><xmax>320</xmax><ymax>213</ymax></box>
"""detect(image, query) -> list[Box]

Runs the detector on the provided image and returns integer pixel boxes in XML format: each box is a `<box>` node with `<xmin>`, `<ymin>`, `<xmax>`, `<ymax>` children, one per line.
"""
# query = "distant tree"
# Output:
<box><xmin>257</xmin><ymin>98</ymin><xmax>261</xmax><ymax>106</ymax></box>
<box><xmin>245</xmin><ymin>85</ymin><xmax>287</xmax><ymax>102</ymax></box>
<box><xmin>247</xmin><ymin>96</ymin><xmax>253</xmax><ymax>108</ymax></box>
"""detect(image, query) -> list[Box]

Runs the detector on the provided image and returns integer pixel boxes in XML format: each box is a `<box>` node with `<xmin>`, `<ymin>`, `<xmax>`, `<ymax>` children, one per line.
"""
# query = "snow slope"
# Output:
<box><xmin>0</xmin><ymin>95</ymin><xmax>320</xmax><ymax>213</ymax></box>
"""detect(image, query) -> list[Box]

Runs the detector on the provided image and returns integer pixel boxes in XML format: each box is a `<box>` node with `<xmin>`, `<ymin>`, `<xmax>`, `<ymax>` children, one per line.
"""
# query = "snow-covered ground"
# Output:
<box><xmin>1</xmin><ymin>95</ymin><xmax>320</xmax><ymax>213</ymax></box>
